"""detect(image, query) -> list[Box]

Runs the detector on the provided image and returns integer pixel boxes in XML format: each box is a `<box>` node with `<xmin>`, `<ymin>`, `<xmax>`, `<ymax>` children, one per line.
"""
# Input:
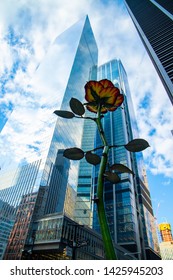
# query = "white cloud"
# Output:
<box><xmin>162</xmin><ymin>179</ymin><xmax>171</xmax><ymax>186</ymax></box>
<box><xmin>0</xmin><ymin>39</ymin><xmax>13</xmax><ymax>73</ymax></box>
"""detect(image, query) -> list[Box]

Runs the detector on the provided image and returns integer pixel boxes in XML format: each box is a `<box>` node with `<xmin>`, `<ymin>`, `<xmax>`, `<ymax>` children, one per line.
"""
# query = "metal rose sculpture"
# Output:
<box><xmin>54</xmin><ymin>79</ymin><xmax>149</xmax><ymax>260</ymax></box>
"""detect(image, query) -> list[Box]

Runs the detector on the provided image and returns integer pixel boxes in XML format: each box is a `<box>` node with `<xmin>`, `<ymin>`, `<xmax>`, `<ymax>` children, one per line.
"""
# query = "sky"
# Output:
<box><xmin>0</xmin><ymin>0</ymin><xmax>173</xmax><ymax>237</ymax></box>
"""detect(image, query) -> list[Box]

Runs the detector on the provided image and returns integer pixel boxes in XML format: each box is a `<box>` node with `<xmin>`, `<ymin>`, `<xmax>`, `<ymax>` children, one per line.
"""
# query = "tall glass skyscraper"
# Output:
<box><xmin>76</xmin><ymin>59</ymin><xmax>160</xmax><ymax>259</ymax></box>
<box><xmin>0</xmin><ymin>16</ymin><xmax>98</xmax><ymax>259</ymax></box>
<box><xmin>124</xmin><ymin>0</ymin><xmax>173</xmax><ymax>104</ymax></box>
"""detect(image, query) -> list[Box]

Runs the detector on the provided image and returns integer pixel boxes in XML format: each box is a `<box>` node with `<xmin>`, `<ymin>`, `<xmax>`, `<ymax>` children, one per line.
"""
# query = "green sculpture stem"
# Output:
<box><xmin>95</xmin><ymin>106</ymin><xmax>117</xmax><ymax>260</ymax></box>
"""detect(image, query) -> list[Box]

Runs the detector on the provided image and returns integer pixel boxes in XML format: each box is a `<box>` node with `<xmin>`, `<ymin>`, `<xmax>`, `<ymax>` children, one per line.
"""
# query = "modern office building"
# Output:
<box><xmin>22</xmin><ymin>213</ymin><xmax>105</xmax><ymax>260</ymax></box>
<box><xmin>1</xmin><ymin>16</ymin><xmax>98</xmax><ymax>259</ymax></box>
<box><xmin>124</xmin><ymin>0</ymin><xmax>173</xmax><ymax>104</ymax></box>
<box><xmin>95</xmin><ymin>59</ymin><xmax>160</xmax><ymax>259</ymax></box>
<box><xmin>3</xmin><ymin>150</ymin><xmax>70</xmax><ymax>260</ymax></box>
<box><xmin>20</xmin><ymin>213</ymin><xmax>138</xmax><ymax>260</ymax></box>
<box><xmin>76</xmin><ymin>58</ymin><xmax>160</xmax><ymax>259</ymax></box>
<box><xmin>0</xmin><ymin>160</ymin><xmax>42</xmax><ymax>259</ymax></box>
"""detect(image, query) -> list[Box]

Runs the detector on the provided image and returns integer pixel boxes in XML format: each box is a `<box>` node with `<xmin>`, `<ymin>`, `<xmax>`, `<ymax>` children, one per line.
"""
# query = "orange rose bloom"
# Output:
<box><xmin>84</xmin><ymin>79</ymin><xmax>124</xmax><ymax>113</ymax></box>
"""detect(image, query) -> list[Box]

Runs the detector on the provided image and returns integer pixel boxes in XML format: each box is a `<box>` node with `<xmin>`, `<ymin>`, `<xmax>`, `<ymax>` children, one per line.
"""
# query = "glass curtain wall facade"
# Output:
<box><xmin>124</xmin><ymin>0</ymin><xmax>173</xmax><ymax>104</ymax></box>
<box><xmin>1</xmin><ymin>16</ymin><xmax>98</xmax><ymax>259</ymax></box>
<box><xmin>91</xmin><ymin>59</ymin><xmax>160</xmax><ymax>259</ymax></box>
<box><xmin>44</xmin><ymin>149</ymin><xmax>70</xmax><ymax>215</ymax></box>
<box><xmin>74</xmin><ymin>66</ymin><xmax>97</xmax><ymax>227</ymax></box>
<box><xmin>0</xmin><ymin>160</ymin><xmax>41</xmax><ymax>259</ymax></box>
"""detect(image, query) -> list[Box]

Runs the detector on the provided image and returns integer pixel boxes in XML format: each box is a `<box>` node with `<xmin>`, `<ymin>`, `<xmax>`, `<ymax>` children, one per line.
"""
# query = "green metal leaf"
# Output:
<box><xmin>63</xmin><ymin>148</ymin><xmax>84</xmax><ymax>160</ymax></box>
<box><xmin>104</xmin><ymin>171</ymin><xmax>120</xmax><ymax>183</ymax></box>
<box><xmin>124</xmin><ymin>138</ymin><xmax>150</xmax><ymax>152</ymax></box>
<box><xmin>85</xmin><ymin>152</ymin><xmax>101</xmax><ymax>165</ymax></box>
<box><xmin>54</xmin><ymin>110</ymin><xmax>75</xmax><ymax>119</ymax></box>
<box><xmin>110</xmin><ymin>163</ymin><xmax>134</xmax><ymax>175</ymax></box>
<box><xmin>70</xmin><ymin>98</ymin><xmax>85</xmax><ymax>116</ymax></box>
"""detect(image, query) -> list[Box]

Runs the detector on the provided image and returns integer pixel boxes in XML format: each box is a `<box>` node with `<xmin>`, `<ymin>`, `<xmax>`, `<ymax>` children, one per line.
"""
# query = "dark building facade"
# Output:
<box><xmin>125</xmin><ymin>0</ymin><xmax>173</xmax><ymax>104</ymax></box>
